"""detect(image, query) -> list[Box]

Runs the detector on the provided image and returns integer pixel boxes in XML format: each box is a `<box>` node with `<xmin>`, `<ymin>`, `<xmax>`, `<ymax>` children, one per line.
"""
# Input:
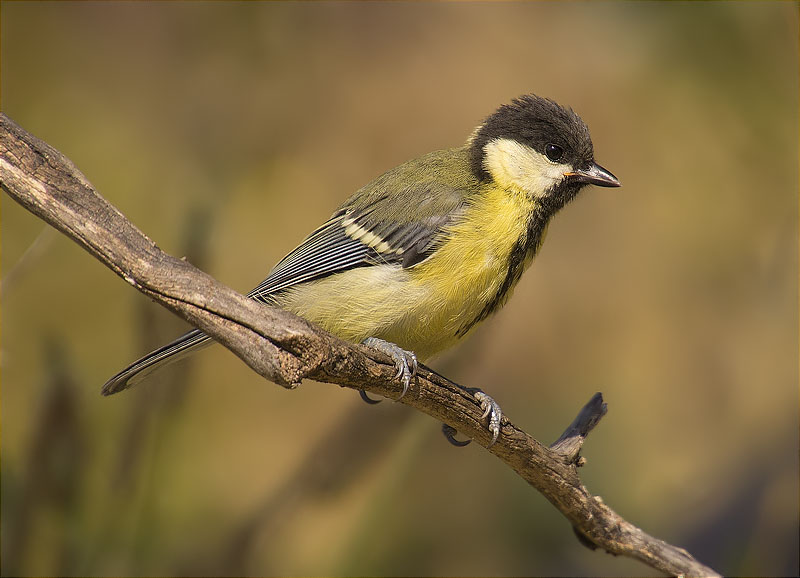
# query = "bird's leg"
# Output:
<box><xmin>425</xmin><ymin>367</ymin><xmax>503</xmax><ymax>447</ymax></box>
<box><xmin>444</xmin><ymin>387</ymin><xmax>502</xmax><ymax>446</ymax></box>
<box><xmin>361</xmin><ymin>337</ymin><xmax>418</xmax><ymax>400</ymax></box>
<box><xmin>472</xmin><ymin>388</ymin><xmax>503</xmax><ymax>446</ymax></box>
<box><xmin>360</xmin><ymin>339</ymin><xmax>502</xmax><ymax>446</ymax></box>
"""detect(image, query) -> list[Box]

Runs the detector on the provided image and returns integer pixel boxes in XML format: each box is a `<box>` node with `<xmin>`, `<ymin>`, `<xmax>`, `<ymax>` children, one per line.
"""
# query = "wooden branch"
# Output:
<box><xmin>0</xmin><ymin>113</ymin><xmax>720</xmax><ymax>578</ymax></box>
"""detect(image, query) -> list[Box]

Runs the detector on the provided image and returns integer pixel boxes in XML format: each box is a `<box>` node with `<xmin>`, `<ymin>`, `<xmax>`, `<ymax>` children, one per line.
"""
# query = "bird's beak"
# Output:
<box><xmin>566</xmin><ymin>162</ymin><xmax>620</xmax><ymax>188</ymax></box>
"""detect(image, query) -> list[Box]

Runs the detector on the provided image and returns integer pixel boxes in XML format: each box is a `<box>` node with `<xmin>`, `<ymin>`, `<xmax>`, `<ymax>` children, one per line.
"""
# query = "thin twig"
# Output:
<box><xmin>550</xmin><ymin>391</ymin><xmax>608</xmax><ymax>463</ymax></box>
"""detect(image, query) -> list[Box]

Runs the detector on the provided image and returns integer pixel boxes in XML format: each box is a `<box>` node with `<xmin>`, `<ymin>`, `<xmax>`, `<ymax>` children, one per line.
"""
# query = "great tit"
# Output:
<box><xmin>102</xmin><ymin>94</ymin><xmax>620</xmax><ymax>443</ymax></box>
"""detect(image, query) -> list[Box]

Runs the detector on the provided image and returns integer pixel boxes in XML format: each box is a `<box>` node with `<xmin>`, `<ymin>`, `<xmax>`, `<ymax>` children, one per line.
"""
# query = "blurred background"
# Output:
<box><xmin>2</xmin><ymin>2</ymin><xmax>797</xmax><ymax>576</ymax></box>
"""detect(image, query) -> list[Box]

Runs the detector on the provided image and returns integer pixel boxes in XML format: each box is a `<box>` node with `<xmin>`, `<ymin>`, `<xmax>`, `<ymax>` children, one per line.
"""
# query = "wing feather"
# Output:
<box><xmin>248</xmin><ymin>147</ymin><xmax>477</xmax><ymax>301</ymax></box>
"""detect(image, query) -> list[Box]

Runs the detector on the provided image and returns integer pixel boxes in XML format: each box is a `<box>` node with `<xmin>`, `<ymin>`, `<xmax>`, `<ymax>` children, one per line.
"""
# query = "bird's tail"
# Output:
<box><xmin>101</xmin><ymin>329</ymin><xmax>212</xmax><ymax>396</ymax></box>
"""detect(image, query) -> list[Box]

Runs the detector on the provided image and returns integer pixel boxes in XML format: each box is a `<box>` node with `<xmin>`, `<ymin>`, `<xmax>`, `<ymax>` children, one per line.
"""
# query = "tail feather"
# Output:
<box><xmin>101</xmin><ymin>329</ymin><xmax>212</xmax><ymax>396</ymax></box>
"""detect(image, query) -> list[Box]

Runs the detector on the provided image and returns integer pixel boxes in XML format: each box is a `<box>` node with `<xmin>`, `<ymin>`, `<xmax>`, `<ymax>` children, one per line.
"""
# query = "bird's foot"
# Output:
<box><xmin>362</xmin><ymin>337</ymin><xmax>418</xmax><ymax>400</ymax></box>
<box><xmin>441</xmin><ymin>388</ymin><xmax>503</xmax><ymax>447</ymax></box>
<box><xmin>473</xmin><ymin>390</ymin><xmax>502</xmax><ymax>446</ymax></box>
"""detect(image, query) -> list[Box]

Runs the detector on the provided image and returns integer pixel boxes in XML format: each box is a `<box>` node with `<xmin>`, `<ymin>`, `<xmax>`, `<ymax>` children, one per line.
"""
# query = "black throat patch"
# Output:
<box><xmin>455</xmin><ymin>203</ymin><xmax>553</xmax><ymax>337</ymax></box>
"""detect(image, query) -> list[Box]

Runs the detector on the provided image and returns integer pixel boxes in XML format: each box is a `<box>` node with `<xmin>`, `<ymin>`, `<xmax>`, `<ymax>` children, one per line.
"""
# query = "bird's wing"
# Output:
<box><xmin>248</xmin><ymin>149</ymin><xmax>475</xmax><ymax>301</ymax></box>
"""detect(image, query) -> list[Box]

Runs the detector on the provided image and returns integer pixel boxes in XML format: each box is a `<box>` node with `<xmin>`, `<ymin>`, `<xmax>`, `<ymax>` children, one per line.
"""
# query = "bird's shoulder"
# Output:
<box><xmin>336</xmin><ymin>145</ymin><xmax>482</xmax><ymax>267</ymax></box>
<box><xmin>342</xmin><ymin>145</ymin><xmax>480</xmax><ymax>223</ymax></box>
<box><xmin>249</xmin><ymin>146</ymin><xmax>484</xmax><ymax>299</ymax></box>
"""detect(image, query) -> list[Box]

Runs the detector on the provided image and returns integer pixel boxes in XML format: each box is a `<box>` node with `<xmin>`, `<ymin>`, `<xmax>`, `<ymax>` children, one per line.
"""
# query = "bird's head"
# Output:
<box><xmin>469</xmin><ymin>95</ymin><xmax>619</xmax><ymax>212</ymax></box>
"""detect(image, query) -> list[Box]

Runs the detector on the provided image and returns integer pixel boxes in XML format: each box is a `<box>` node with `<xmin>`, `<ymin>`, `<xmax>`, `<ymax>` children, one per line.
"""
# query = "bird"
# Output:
<box><xmin>102</xmin><ymin>94</ymin><xmax>620</xmax><ymax>444</ymax></box>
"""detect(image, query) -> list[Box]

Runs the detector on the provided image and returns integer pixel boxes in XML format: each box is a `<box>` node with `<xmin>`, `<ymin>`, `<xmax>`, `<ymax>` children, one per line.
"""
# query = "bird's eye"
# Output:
<box><xmin>545</xmin><ymin>143</ymin><xmax>563</xmax><ymax>162</ymax></box>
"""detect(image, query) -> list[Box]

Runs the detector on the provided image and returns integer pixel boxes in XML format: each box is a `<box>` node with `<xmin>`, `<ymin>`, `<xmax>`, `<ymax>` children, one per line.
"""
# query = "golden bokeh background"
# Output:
<box><xmin>2</xmin><ymin>2</ymin><xmax>797</xmax><ymax>576</ymax></box>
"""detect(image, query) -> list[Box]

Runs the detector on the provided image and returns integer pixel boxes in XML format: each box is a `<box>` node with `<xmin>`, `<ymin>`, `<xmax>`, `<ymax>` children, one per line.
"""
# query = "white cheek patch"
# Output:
<box><xmin>482</xmin><ymin>138</ymin><xmax>570</xmax><ymax>198</ymax></box>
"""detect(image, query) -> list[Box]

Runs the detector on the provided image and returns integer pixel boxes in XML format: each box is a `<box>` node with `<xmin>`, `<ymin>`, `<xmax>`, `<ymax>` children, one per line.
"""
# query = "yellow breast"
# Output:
<box><xmin>274</xmin><ymin>185</ymin><xmax>539</xmax><ymax>360</ymax></box>
<box><xmin>398</xmin><ymin>185</ymin><xmax>538</xmax><ymax>356</ymax></box>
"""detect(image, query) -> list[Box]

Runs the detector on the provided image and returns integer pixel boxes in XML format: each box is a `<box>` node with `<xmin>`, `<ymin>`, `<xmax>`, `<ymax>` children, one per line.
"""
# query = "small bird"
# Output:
<box><xmin>102</xmin><ymin>94</ymin><xmax>619</xmax><ymax>444</ymax></box>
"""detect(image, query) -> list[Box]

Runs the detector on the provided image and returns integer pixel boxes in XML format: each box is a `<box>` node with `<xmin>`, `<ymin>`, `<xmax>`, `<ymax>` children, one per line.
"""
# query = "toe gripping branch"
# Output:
<box><xmin>357</xmin><ymin>339</ymin><xmax>503</xmax><ymax>448</ymax></box>
<box><xmin>361</xmin><ymin>337</ymin><xmax>418</xmax><ymax>402</ymax></box>
<box><xmin>442</xmin><ymin>389</ymin><xmax>607</xmax><ymax>458</ymax></box>
<box><xmin>415</xmin><ymin>365</ymin><xmax>503</xmax><ymax>448</ymax></box>
<box><xmin>358</xmin><ymin>334</ymin><xmax>605</xmax><ymax>455</ymax></box>
<box><xmin>441</xmin><ymin>387</ymin><xmax>503</xmax><ymax>447</ymax></box>
<box><xmin>359</xmin><ymin>334</ymin><xmax>606</xmax><ymax>459</ymax></box>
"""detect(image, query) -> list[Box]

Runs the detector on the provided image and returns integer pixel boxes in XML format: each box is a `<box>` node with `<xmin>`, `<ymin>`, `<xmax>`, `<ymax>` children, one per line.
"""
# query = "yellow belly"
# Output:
<box><xmin>274</xmin><ymin>186</ymin><xmax>539</xmax><ymax>360</ymax></box>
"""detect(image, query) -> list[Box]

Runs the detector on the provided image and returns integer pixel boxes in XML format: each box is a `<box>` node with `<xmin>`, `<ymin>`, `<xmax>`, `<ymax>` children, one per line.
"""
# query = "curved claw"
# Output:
<box><xmin>442</xmin><ymin>424</ymin><xmax>472</xmax><ymax>447</ymax></box>
<box><xmin>400</xmin><ymin>350</ymin><xmax>418</xmax><ymax>398</ymax></box>
<box><xmin>473</xmin><ymin>391</ymin><xmax>502</xmax><ymax>446</ymax></box>
<box><xmin>359</xmin><ymin>390</ymin><xmax>382</xmax><ymax>405</ymax></box>
<box><xmin>362</xmin><ymin>337</ymin><xmax>418</xmax><ymax>400</ymax></box>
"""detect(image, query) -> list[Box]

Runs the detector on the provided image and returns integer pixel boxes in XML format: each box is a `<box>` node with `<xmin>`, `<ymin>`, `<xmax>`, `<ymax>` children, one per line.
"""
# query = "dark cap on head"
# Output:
<box><xmin>469</xmin><ymin>95</ymin><xmax>595</xmax><ymax>181</ymax></box>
